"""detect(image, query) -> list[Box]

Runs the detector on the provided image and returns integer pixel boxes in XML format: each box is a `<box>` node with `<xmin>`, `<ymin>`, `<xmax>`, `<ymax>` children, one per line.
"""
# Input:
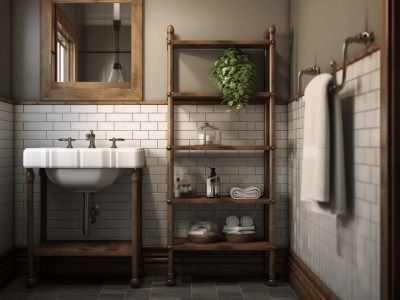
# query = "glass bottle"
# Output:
<box><xmin>207</xmin><ymin>167</ymin><xmax>220</xmax><ymax>198</ymax></box>
<box><xmin>197</xmin><ymin>122</ymin><xmax>221</xmax><ymax>145</ymax></box>
<box><xmin>180</xmin><ymin>173</ymin><xmax>192</xmax><ymax>196</ymax></box>
<box><xmin>174</xmin><ymin>178</ymin><xmax>181</xmax><ymax>198</ymax></box>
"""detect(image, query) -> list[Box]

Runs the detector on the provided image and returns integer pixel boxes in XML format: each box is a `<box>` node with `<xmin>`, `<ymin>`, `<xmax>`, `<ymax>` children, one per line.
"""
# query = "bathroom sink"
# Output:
<box><xmin>23</xmin><ymin>147</ymin><xmax>145</xmax><ymax>192</ymax></box>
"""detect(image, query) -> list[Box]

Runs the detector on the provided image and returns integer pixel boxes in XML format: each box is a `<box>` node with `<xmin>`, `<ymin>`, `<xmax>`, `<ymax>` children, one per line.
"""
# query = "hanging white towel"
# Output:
<box><xmin>301</xmin><ymin>74</ymin><xmax>346</xmax><ymax>215</ymax></box>
<box><xmin>301</xmin><ymin>73</ymin><xmax>331</xmax><ymax>203</ymax></box>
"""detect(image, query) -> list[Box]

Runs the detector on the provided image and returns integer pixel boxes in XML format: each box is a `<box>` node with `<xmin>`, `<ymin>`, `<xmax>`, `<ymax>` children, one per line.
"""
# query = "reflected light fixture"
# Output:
<box><xmin>108</xmin><ymin>3</ymin><xmax>124</xmax><ymax>82</ymax></box>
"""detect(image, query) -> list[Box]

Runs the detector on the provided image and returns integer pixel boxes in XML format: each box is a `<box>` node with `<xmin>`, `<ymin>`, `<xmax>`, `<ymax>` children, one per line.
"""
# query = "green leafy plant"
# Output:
<box><xmin>209</xmin><ymin>47</ymin><xmax>257</xmax><ymax>112</ymax></box>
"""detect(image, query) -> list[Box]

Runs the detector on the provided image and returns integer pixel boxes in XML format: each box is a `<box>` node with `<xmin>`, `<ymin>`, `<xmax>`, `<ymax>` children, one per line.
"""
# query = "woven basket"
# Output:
<box><xmin>187</xmin><ymin>233</ymin><xmax>221</xmax><ymax>244</ymax></box>
<box><xmin>225</xmin><ymin>232</ymin><xmax>256</xmax><ymax>243</ymax></box>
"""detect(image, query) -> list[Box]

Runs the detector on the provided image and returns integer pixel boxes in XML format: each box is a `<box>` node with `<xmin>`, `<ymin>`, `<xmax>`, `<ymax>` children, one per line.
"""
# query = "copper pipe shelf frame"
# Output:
<box><xmin>25</xmin><ymin>168</ymin><xmax>143</xmax><ymax>288</ymax></box>
<box><xmin>165</xmin><ymin>25</ymin><xmax>277</xmax><ymax>287</ymax></box>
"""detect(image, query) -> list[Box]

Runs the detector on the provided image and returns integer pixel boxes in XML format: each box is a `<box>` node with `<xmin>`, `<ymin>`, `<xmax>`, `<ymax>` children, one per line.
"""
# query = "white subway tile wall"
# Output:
<box><xmin>14</xmin><ymin>104</ymin><xmax>288</xmax><ymax>247</ymax></box>
<box><xmin>288</xmin><ymin>51</ymin><xmax>380</xmax><ymax>300</ymax></box>
<box><xmin>0</xmin><ymin>101</ymin><xmax>14</xmax><ymax>255</ymax></box>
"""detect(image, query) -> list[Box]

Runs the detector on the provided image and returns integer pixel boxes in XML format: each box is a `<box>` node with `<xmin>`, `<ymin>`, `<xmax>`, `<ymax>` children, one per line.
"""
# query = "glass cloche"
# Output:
<box><xmin>196</xmin><ymin>122</ymin><xmax>221</xmax><ymax>145</ymax></box>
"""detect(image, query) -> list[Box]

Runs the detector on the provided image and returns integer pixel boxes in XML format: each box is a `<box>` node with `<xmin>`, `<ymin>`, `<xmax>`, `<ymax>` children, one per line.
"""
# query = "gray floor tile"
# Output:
<box><xmin>0</xmin><ymin>295</ymin><xmax>33</xmax><ymax>300</ymax></box>
<box><xmin>266</xmin><ymin>286</ymin><xmax>296</xmax><ymax>298</ymax></box>
<box><xmin>63</xmin><ymin>285</ymin><xmax>103</xmax><ymax>294</ymax></box>
<box><xmin>241</xmin><ymin>287</ymin><xmax>268</xmax><ymax>294</ymax></box>
<box><xmin>58</xmin><ymin>293</ymin><xmax>99</xmax><ymax>300</ymax></box>
<box><xmin>100</xmin><ymin>285</ymin><xmax>129</xmax><ymax>294</ymax></box>
<box><xmin>29</xmin><ymin>296</ymin><xmax>59</xmax><ymax>300</ymax></box>
<box><xmin>149</xmin><ymin>298</ymin><xmax>180</xmax><ymax>300</ymax></box>
<box><xmin>244</xmin><ymin>293</ymin><xmax>272</xmax><ymax>300</ymax></box>
<box><xmin>0</xmin><ymin>275</ymin><xmax>298</xmax><ymax>300</ymax></box>
<box><xmin>125</xmin><ymin>289</ymin><xmax>151</xmax><ymax>297</ymax></box>
<box><xmin>218</xmin><ymin>291</ymin><xmax>244</xmax><ymax>298</ymax></box>
<box><xmin>98</xmin><ymin>294</ymin><xmax>126</xmax><ymax>299</ymax></box>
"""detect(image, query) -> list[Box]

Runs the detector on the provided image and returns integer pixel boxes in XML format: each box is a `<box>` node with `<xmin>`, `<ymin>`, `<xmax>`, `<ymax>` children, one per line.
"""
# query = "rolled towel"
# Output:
<box><xmin>223</xmin><ymin>225</ymin><xmax>255</xmax><ymax>232</ymax></box>
<box><xmin>230</xmin><ymin>186</ymin><xmax>261</xmax><ymax>199</ymax></box>
<box><xmin>188</xmin><ymin>229</ymin><xmax>207</xmax><ymax>236</ymax></box>
<box><xmin>226</xmin><ymin>215</ymin><xmax>240</xmax><ymax>227</ymax></box>
<box><xmin>240</xmin><ymin>215</ymin><xmax>254</xmax><ymax>227</ymax></box>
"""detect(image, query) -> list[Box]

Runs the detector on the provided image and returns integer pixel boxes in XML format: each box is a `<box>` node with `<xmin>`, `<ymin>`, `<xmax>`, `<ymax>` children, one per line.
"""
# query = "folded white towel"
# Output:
<box><xmin>240</xmin><ymin>215</ymin><xmax>253</xmax><ymax>227</ymax></box>
<box><xmin>188</xmin><ymin>229</ymin><xmax>207</xmax><ymax>236</ymax></box>
<box><xmin>223</xmin><ymin>225</ymin><xmax>255</xmax><ymax>232</ymax></box>
<box><xmin>301</xmin><ymin>74</ymin><xmax>331</xmax><ymax>203</ymax></box>
<box><xmin>226</xmin><ymin>215</ymin><xmax>240</xmax><ymax>227</ymax></box>
<box><xmin>230</xmin><ymin>186</ymin><xmax>261</xmax><ymax>199</ymax></box>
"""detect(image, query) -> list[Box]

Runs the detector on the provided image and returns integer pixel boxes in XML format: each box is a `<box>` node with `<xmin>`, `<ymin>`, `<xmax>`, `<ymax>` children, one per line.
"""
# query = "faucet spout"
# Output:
<box><xmin>86</xmin><ymin>130</ymin><xmax>96</xmax><ymax>148</ymax></box>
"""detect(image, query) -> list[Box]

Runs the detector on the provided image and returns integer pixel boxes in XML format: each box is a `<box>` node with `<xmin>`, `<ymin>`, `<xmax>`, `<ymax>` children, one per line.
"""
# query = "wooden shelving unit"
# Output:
<box><xmin>166</xmin><ymin>25</ymin><xmax>277</xmax><ymax>287</ymax></box>
<box><xmin>173</xmin><ymin>238</ymin><xmax>272</xmax><ymax>251</ymax></box>
<box><xmin>34</xmin><ymin>241</ymin><xmax>133</xmax><ymax>257</ymax></box>
<box><xmin>171</xmin><ymin>196</ymin><xmax>273</xmax><ymax>205</ymax></box>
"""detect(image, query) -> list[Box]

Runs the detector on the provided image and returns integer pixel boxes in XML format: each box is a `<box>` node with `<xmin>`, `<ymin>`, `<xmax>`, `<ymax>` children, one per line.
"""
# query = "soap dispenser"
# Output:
<box><xmin>207</xmin><ymin>167</ymin><xmax>220</xmax><ymax>198</ymax></box>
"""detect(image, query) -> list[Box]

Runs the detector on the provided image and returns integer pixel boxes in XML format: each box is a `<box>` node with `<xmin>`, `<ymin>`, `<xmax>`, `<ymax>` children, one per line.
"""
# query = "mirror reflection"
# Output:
<box><xmin>54</xmin><ymin>3</ymin><xmax>131</xmax><ymax>83</ymax></box>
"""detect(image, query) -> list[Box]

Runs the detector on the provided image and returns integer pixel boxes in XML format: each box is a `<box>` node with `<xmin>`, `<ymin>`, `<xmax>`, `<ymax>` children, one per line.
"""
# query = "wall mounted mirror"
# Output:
<box><xmin>41</xmin><ymin>0</ymin><xmax>142</xmax><ymax>101</ymax></box>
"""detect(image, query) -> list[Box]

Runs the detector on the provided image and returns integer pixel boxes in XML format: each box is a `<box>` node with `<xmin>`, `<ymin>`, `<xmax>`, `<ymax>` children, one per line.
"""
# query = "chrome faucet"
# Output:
<box><xmin>86</xmin><ymin>130</ymin><xmax>96</xmax><ymax>148</ymax></box>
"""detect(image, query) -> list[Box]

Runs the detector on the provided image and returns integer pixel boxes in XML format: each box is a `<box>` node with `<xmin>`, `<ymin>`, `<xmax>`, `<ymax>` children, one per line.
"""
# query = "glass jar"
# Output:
<box><xmin>180</xmin><ymin>173</ymin><xmax>192</xmax><ymax>196</ymax></box>
<box><xmin>196</xmin><ymin>122</ymin><xmax>221</xmax><ymax>145</ymax></box>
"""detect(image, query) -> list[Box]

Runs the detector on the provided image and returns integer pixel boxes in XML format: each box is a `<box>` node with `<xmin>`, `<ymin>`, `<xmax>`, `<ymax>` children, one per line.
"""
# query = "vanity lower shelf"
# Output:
<box><xmin>173</xmin><ymin>238</ymin><xmax>272</xmax><ymax>251</ymax></box>
<box><xmin>171</xmin><ymin>196</ymin><xmax>272</xmax><ymax>204</ymax></box>
<box><xmin>34</xmin><ymin>241</ymin><xmax>132</xmax><ymax>257</ymax></box>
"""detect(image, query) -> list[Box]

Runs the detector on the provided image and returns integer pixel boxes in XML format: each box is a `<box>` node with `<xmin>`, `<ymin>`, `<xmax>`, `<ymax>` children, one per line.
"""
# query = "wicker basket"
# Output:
<box><xmin>225</xmin><ymin>232</ymin><xmax>256</xmax><ymax>243</ymax></box>
<box><xmin>187</xmin><ymin>233</ymin><xmax>221</xmax><ymax>244</ymax></box>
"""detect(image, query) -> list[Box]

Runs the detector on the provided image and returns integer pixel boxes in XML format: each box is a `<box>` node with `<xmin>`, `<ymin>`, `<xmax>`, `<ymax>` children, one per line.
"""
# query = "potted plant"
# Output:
<box><xmin>209</xmin><ymin>47</ymin><xmax>257</xmax><ymax>112</ymax></box>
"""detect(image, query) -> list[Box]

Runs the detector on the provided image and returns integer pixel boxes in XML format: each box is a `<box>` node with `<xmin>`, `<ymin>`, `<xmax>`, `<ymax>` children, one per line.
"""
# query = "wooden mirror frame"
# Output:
<box><xmin>40</xmin><ymin>0</ymin><xmax>142</xmax><ymax>102</ymax></box>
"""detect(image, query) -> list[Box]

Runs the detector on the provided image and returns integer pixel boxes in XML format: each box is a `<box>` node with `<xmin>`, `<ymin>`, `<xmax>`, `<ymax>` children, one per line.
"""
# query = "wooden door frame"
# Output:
<box><xmin>381</xmin><ymin>0</ymin><xmax>399</xmax><ymax>299</ymax></box>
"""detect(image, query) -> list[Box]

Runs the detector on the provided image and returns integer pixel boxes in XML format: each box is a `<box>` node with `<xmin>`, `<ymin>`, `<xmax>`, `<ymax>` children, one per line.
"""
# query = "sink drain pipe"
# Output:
<box><xmin>83</xmin><ymin>192</ymin><xmax>101</xmax><ymax>235</ymax></box>
<box><xmin>83</xmin><ymin>192</ymin><xmax>92</xmax><ymax>235</ymax></box>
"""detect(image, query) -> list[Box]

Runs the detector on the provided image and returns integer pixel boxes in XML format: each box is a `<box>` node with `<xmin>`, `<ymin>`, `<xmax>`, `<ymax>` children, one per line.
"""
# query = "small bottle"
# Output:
<box><xmin>207</xmin><ymin>167</ymin><xmax>220</xmax><ymax>198</ymax></box>
<box><xmin>174</xmin><ymin>178</ymin><xmax>181</xmax><ymax>198</ymax></box>
<box><xmin>180</xmin><ymin>173</ymin><xmax>192</xmax><ymax>196</ymax></box>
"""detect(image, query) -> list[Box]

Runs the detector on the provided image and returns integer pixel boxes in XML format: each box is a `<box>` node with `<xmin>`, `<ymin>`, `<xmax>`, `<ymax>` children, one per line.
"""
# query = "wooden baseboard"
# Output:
<box><xmin>0</xmin><ymin>249</ymin><xmax>16</xmax><ymax>289</ymax></box>
<box><xmin>288</xmin><ymin>250</ymin><xmax>338</xmax><ymax>300</ymax></box>
<box><xmin>15</xmin><ymin>246</ymin><xmax>288</xmax><ymax>277</ymax></box>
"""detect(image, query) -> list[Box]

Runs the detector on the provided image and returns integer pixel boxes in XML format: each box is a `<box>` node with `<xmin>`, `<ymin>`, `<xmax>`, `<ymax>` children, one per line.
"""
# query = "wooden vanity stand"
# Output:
<box><xmin>25</xmin><ymin>168</ymin><xmax>143</xmax><ymax>288</ymax></box>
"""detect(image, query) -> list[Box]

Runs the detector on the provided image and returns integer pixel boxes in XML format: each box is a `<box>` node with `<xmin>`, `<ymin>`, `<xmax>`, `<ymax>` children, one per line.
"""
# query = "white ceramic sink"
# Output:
<box><xmin>23</xmin><ymin>147</ymin><xmax>145</xmax><ymax>192</ymax></box>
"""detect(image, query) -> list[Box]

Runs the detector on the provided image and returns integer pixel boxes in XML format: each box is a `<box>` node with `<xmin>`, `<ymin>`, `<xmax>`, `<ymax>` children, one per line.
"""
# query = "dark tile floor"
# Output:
<box><xmin>0</xmin><ymin>276</ymin><xmax>298</xmax><ymax>300</ymax></box>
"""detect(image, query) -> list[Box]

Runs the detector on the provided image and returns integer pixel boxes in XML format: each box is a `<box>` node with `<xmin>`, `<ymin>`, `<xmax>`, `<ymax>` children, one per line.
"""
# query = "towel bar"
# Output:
<box><xmin>330</xmin><ymin>32</ymin><xmax>374</xmax><ymax>92</ymax></box>
<box><xmin>295</xmin><ymin>66</ymin><xmax>321</xmax><ymax>101</ymax></box>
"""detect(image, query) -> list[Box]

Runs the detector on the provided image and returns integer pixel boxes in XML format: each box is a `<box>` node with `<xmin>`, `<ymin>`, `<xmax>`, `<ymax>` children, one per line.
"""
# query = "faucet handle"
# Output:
<box><xmin>59</xmin><ymin>137</ymin><xmax>76</xmax><ymax>148</ymax></box>
<box><xmin>109</xmin><ymin>137</ymin><xmax>125</xmax><ymax>148</ymax></box>
<box><xmin>86</xmin><ymin>130</ymin><xmax>95</xmax><ymax>138</ymax></box>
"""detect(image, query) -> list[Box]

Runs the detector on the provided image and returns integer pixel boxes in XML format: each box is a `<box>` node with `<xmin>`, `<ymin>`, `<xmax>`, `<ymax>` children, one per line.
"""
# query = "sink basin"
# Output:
<box><xmin>23</xmin><ymin>147</ymin><xmax>145</xmax><ymax>192</ymax></box>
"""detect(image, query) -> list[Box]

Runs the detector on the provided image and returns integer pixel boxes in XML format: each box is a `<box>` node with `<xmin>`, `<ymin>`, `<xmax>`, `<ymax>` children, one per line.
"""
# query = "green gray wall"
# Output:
<box><xmin>0</xmin><ymin>0</ymin><xmax>11</xmax><ymax>98</ymax></box>
<box><xmin>290</xmin><ymin>0</ymin><xmax>380</xmax><ymax>97</ymax></box>
<box><xmin>11</xmin><ymin>0</ymin><xmax>291</xmax><ymax>101</ymax></box>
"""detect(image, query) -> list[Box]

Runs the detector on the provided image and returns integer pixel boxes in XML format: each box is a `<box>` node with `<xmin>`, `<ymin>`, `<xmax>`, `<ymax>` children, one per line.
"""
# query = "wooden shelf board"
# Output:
<box><xmin>34</xmin><ymin>241</ymin><xmax>132</xmax><ymax>257</ymax></box>
<box><xmin>172</xmin><ymin>196</ymin><xmax>272</xmax><ymax>204</ymax></box>
<box><xmin>171</xmin><ymin>92</ymin><xmax>272</xmax><ymax>100</ymax></box>
<box><xmin>173</xmin><ymin>145</ymin><xmax>269</xmax><ymax>151</ymax></box>
<box><xmin>173</xmin><ymin>238</ymin><xmax>271</xmax><ymax>251</ymax></box>
<box><xmin>171</xmin><ymin>40</ymin><xmax>271</xmax><ymax>49</ymax></box>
